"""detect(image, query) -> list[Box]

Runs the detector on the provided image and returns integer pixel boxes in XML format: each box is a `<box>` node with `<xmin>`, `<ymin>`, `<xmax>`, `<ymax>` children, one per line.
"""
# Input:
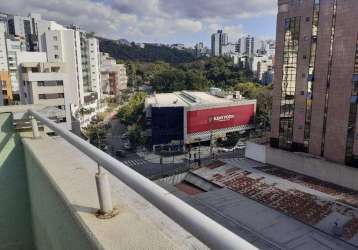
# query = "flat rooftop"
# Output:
<box><xmin>159</xmin><ymin>158</ymin><xmax>358</xmax><ymax>249</ymax></box>
<box><xmin>146</xmin><ymin>91</ymin><xmax>255</xmax><ymax>108</ymax></box>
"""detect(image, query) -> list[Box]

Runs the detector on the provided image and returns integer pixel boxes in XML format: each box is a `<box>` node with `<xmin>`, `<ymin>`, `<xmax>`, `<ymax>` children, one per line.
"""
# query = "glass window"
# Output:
<box><xmin>279</xmin><ymin>16</ymin><xmax>301</xmax><ymax>150</ymax></box>
<box><xmin>346</xmin><ymin>35</ymin><xmax>358</xmax><ymax>167</ymax></box>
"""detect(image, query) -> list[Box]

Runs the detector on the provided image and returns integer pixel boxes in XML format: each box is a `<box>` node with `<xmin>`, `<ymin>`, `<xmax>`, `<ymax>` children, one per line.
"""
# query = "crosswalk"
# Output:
<box><xmin>123</xmin><ymin>159</ymin><xmax>147</xmax><ymax>167</ymax></box>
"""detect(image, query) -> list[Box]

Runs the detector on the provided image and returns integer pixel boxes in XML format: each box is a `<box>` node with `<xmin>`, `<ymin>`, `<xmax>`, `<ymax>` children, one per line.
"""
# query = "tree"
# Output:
<box><xmin>185</xmin><ymin>70</ymin><xmax>210</xmax><ymax>91</ymax></box>
<box><xmin>128</xmin><ymin>124</ymin><xmax>147</xmax><ymax>149</ymax></box>
<box><xmin>235</xmin><ymin>82</ymin><xmax>272</xmax><ymax>130</ymax></box>
<box><xmin>151</xmin><ymin>68</ymin><xmax>186</xmax><ymax>92</ymax></box>
<box><xmin>117</xmin><ymin>92</ymin><xmax>146</xmax><ymax>125</ymax></box>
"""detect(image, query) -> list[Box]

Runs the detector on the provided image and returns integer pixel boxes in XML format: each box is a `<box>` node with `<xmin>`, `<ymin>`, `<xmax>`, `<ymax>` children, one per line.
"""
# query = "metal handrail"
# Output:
<box><xmin>28</xmin><ymin>109</ymin><xmax>258</xmax><ymax>250</ymax></box>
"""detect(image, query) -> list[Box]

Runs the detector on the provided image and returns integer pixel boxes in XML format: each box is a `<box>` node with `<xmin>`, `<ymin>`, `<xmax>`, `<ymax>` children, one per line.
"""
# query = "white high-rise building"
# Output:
<box><xmin>36</xmin><ymin>20</ymin><xmax>102</xmax><ymax>114</ymax></box>
<box><xmin>7</xmin><ymin>14</ymin><xmax>41</xmax><ymax>51</ymax></box>
<box><xmin>0</xmin><ymin>12</ymin><xmax>105</xmax><ymax>129</ymax></box>
<box><xmin>6</xmin><ymin>36</ymin><xmax>27</xmax><ymax>102</ymax></box>
<box><xmin>211</xmin><ymin>30</ymin><xmax>228</xmax><ymax>56</ymax></box>
<box><xmin>0</xmin><ymin>21</ymin><xmax>8</xmax><ymax>71</ymax></box>
<box><xmin>237</xmin><ymin>35</ymin><xmax>262</xmax><ymax>57</ymax></box>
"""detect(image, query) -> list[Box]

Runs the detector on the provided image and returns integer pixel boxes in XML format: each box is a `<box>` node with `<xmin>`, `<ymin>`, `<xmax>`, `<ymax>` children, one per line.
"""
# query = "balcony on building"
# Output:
<box><xmin>0</xmin><ymin>105</ymin><xmax>254</xmax><ymax>250</ymax></box>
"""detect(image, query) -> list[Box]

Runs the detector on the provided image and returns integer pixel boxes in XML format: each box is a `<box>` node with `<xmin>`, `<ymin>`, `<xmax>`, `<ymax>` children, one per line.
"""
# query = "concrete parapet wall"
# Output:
<box><xmin>0</xmin><ymin>113</ymin><xmax>35</xmax><ymax>250</ymax></box>
<box><xmin>245</xmin><ymin>142</ymin><xmax>267</xmax><ymax>163</ymax></box>
<box><xmin>23</xmin><ymin>140</ymin><xmax>102</xmax><ymax>250</ymax></box>
<box><xmin>266</xmin><ymin>147</ymin><xmax>358</xmax><ymax>191</ymax></box>
<box><xmin>245</xmin><ymin>142</ymin><xmax>358</xmax><ymax>191</ymax></box>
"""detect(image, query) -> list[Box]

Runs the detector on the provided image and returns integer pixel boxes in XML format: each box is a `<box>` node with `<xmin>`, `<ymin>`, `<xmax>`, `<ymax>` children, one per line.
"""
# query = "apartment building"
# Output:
<box><xmin>0</xmin><ymin>21</ymin><xmax>12</xmax><ymax>105</ymax></box>
<box><xmin>34</xmin><ymin>20</ymin><xmax>102</xmax><ymax>125</ymax></box>
<box><xmin>211</xmin><ymin>30</ymin><xmax>228</xmax><ymax>56</ymax></box>
<box><xmin>100</xmin><ymin>53</ymin><xmax>127</xmax><ymax>96</ymax></box>
<box><xmin>7</xmin><ymin>13</ymin><xmax>41</xmax><ymax>51</ymax></box>
<box><xmin>271</xmin><ymin>0</ymin><xmax>358</xmax><ymax>166</ymax></box>
<box><xmin>20</xmin><ymin>61</ymin><xmax>70</xmax><ymax>128</ymax></box>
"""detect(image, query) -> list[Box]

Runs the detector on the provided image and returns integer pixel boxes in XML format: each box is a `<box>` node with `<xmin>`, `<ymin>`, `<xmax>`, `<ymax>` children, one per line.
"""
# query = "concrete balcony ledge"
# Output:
<box><xmin>21</xmin><ymin>133</ymin><xmax>207</xmax><ymax>250</ymax></box>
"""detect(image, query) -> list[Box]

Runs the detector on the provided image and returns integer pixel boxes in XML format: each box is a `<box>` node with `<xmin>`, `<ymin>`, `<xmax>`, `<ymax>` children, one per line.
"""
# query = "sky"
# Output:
<box><xmin>0</xmin><ymin>0</ymin><xmax>277</xmax><ymax>46</ymax></box>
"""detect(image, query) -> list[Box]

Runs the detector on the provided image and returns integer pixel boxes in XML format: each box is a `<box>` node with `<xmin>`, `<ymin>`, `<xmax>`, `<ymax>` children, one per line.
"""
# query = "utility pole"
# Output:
<box><xmin>209</xmin><ymin>116</ymin><xmax>214</xmax><ymax>158</ymax></box>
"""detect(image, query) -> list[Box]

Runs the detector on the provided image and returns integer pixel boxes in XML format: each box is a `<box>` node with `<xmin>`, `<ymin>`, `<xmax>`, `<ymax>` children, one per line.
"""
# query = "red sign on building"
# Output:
<box><xmin>187</xmin><ymin>104</ymin><xmax>255</xmax><ymax>134</ymax></box>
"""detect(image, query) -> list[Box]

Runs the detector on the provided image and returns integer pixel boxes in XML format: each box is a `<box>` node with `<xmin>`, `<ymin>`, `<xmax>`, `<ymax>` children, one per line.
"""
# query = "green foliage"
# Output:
<box><xmin>117</xmin><ymin>92</ymin><xmax>146</xmax><ymax>125</ymax></box>
<box><xmin>84</xmin><ymin>123</ymin><xmax>106</xmax><ymax>147</ymax></box>
<box><xmin>126</xmin><ymin>57</ymin><xmax>253</xmax><ymax>93</ymax></box>
<box><xmin>79</xmin><ymin>107</ymin><xmax>95</xmax><ymax>116</ymax></box>
<box><xmin>234</xmin><ymin>82</ymin><xmax>273</xmax><ymax>130</ymax></box>
<box><xmin>217</xmin><ymin>132</ymin><xmax>242</xmax><ymax>147</ymax></box>
<box><xmin>99</xmin><ymin>38</ymin><xmax>196</xmax><ymax>64</ymax></box>
<box><xmin>128</xmin><ymin>124</ymin><xmax>147</xmax><ymax>150</ymax></box>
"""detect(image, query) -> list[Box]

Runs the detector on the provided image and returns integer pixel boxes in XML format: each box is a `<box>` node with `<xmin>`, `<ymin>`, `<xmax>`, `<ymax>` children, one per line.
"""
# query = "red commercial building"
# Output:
<box><xmin>145</xmin><ymin>91</ymin><xmax>256</xmax><ymax>150</ymax></box>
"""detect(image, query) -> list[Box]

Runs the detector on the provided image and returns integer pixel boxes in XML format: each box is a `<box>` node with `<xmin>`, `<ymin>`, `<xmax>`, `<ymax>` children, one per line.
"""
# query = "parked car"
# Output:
<box><xmin>217</xmin><ymin>147</ymin><xmax>232</xmax><ymax>153</ymax></box>
<box><xmin>123</xmin><ymin>142</ymin><xmax>132</xmax><ymax>150</ymax></box>
<box><xmin>120</xmin><ymin>133</ymin><xmax>128</xmax><ymax>140</ymax></box>
<box><xmin>115</xmin><ymin>150</ymin><xmax>126</xmax><ymax>158</ymax></box>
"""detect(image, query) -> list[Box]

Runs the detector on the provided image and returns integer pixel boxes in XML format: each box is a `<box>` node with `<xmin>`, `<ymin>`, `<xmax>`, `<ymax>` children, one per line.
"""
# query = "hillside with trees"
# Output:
<box><xmin>99</xmin><ymin>38</ymin><xmax>196</xmax><ymax>64</ymax></box>
<box><xmin>125</xmin><ymin>57</ymin><xmax>254</xmax><ymax>92</ymax></box>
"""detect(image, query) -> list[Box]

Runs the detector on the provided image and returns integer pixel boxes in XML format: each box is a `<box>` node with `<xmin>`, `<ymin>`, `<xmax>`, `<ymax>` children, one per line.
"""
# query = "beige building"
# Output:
<box><xmin>100</xmin><ymin>53</ymin><xmax>127</xmax><ymax>96</ymax></box>
<box><xmin>271</xmin><ymin>0</ymin><xmax>358</xmax><ymax>166</ymax></box>
<box><xmin>20</xmin><ymin>62</ymin><xmax>70</xmax><ymax>128</ymax></box>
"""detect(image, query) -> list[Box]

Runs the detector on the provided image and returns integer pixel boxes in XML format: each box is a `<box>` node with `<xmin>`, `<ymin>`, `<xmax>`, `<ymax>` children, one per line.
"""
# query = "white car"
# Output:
<box><xmin>217</xmin><ymin>147</ymin><xmax>232</xmax><ymax>153</ymax></box>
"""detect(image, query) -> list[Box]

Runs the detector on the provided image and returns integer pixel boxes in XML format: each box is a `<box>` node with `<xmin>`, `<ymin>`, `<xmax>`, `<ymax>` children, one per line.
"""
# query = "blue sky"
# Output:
<box><xmin>0</xmin><ymin>0</ymin><xmax>277</xmax><ymax>46</ymax></box>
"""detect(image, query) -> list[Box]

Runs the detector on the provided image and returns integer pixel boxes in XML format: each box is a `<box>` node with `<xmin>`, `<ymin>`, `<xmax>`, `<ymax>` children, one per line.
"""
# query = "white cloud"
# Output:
<box><xmin>175</xmin><ymin>19</ymin><xmax>203</xmax><ymax>33</ymax></box>
<box><xmin>0</xmin><ymin>0</ymin><xmax>276</xmax><ymax>43</ymax></box>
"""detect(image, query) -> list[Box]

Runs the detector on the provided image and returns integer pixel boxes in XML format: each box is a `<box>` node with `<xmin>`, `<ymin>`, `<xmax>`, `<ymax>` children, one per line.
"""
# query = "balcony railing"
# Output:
<box><xmin>28</xmin><ymin>108</ymin><xmax>258</xmax><ymax>250</ymax></box>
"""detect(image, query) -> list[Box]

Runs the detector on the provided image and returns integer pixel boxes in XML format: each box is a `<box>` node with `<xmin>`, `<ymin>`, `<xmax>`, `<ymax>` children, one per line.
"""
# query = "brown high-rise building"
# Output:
<box><xmin>271</xmin><ymin>0</ymin><xmax>358</xmax><ymax>166</ymax></box>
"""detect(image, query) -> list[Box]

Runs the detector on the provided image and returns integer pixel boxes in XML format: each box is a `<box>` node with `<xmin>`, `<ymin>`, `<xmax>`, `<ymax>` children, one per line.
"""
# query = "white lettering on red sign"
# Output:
<box><xmin>213</xmin><ymin>114</ymin><xmax>235</xmax><ymax>122</ymax></box>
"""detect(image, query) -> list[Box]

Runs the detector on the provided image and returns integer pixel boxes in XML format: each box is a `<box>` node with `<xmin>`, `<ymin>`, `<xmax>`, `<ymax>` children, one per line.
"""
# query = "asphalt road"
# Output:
<box><xmin>104</xmin><ymin>118</ymin><xmax>245</xmax><ymax>180</ymax></box>
<box><xmin>104</xmin><ymin>118</ymin><xmax>190</xmax><ymax>179</ymax></box>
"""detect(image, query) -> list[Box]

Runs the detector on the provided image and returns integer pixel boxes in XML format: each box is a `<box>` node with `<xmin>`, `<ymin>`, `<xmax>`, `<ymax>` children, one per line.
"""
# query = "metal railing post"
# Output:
<box><xmin>95</xmin><ymin>164</ymin><xmax>114</xmax><ymax>216</ymax></box>
<box><xmin>31</xmin><ymin>116</ymin><xmax>40</xmax><ymax>139</ymax></box>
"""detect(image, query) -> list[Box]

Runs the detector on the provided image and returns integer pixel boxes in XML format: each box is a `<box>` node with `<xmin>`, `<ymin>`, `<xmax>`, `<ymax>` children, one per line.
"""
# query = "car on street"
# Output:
<box><xmin>123</xmin><ymin>142</ymin><xmax>132</xmax><ymax>150</ymax></box>
<box><xmin>121</xmin><ymin>133</ymin><xmax>128</xmax><ymax>140</ymax></box>
<box><xmin>115</xmin><ymin>150</ymin><xmax>126</xmax><ymax>158</ymax></box>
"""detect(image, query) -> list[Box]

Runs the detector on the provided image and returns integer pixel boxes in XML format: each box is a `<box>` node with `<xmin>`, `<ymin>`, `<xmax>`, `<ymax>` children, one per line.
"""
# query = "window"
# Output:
<box><xmin>53</xmin><ymin>36</ymin><xmax>58</xmax><ymax>41</ymax></box>
<box><xmin>37</xmin><ymin>81</ymin><xmax>63</xmax><ymax>87</ymax></box>
<box><xmin>39</xmin><ymin>93</ymin><xmax>64</xmax><ymax>99</ymax></box>
<box><xmin>279</xmin><ymin>4</ymin><xmax>289</xmax><ymax>13</ymax></box>
<box><xmin>346</xmin><ymin>36</ymin><xmax>358</xmax><ymax>167</ymax></box>
<box><xmin>321</xmin><ymin>0</ymin><xmax>337</xmax><ymax>156</ymax></box>
<box><xmin>279</xmin><ymin>16</ymin><xmax>301</xmax><ymax>150</ymax></box>
<box><xmin>54</xmin><ymin>55</ymin><xmax>59</xmax><ymax>59</ymax></box>
<box><xmin>304</xmin><ymin>0</ymin><xmax>320</xmax><ymax>151</ymax></box>
<box><xmin>54</xmin><ymin>45</ymin><xmax>59</xmax><ymax>50</ymax></box>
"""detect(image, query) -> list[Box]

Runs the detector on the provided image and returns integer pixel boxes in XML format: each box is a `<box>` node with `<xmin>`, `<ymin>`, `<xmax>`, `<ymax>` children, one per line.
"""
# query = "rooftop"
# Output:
<box><xmin>146</xmin><ymin>91</ymin><xmax>255</xmax><ymax>108</ymax></box>
<box><xmin>158</xmin><ymin>158</ymin><xmax>358</xmax><ymax>249</ymax></box>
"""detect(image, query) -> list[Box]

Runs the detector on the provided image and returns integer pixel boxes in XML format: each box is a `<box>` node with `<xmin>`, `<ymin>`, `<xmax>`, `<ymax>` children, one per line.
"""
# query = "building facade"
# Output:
<box><xmin>20</xmin><ymin>62</ymin><xmax>69</xmax><ymax>128</ymax></box>
<box><xmin>100</xmin><ymin>53</ymin><xmax>127</xmax><ymax>96</ymax></box>
<box><xmin>271</xmin><ymin>0</ymin><xmax>358</xmax><ymax>166</ymax></box>
<box><xmin>211</xmin><ymin>30</ymin><xmax>228</xmax><ymax>56</ymax></box>
<box><xmin>145</xmin><ymin>91</ymin><xmax>256</xmax><ymax>150</ymax></box>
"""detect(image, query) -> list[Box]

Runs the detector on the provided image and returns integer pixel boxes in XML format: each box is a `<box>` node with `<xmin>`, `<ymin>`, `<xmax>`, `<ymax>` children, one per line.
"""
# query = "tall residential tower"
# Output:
<box><xmin>271</xmin><ymin>0</ymin><xmax>358</xmax><ymax>166</ymax></box>
<box><xmin>211</xmin><ymin>30</ymin><xmax>228</xmax><ymax>56</ymax></box>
